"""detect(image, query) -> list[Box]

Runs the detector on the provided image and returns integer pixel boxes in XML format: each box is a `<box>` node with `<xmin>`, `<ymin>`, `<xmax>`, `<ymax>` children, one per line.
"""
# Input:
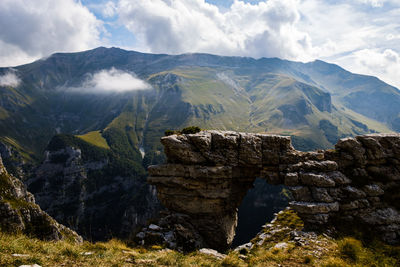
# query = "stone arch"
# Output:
<box><xmin>232</xmin><ymin>178</ymin><xmax>288</xmax><ymax>247</ymax></box>
<box><xmin>148</xmin><ymin>131</ymin><xmax>400</xmax><ymax>251</ymax></box>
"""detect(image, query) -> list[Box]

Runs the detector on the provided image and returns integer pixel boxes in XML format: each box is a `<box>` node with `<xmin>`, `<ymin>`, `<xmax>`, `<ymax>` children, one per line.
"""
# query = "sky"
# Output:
<box><xmin>0</xmin><ymin>0</ymin><xmax>399</xmax><ymax>88</ymax></box>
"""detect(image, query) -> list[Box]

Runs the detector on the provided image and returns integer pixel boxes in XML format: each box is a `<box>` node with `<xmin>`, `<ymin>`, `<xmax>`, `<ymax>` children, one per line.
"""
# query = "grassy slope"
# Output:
<box><xmin>77</xmin><ymin>131</ymin><xmax>110</xmax><ymax>150</ymax></box>
<box><xmin>1</xmin><ymin>50</ymin><xmax>397</xmax><ymax>165</ymax></box>
<box><xmin>1</xmin><ymin>209</ymin><xmax>399</xmax><ymax>266</ymax></box>
<box><xmin>154</xmin><ymin>67</ymin><xmax>392</xmax><ymax>150</ymax></box>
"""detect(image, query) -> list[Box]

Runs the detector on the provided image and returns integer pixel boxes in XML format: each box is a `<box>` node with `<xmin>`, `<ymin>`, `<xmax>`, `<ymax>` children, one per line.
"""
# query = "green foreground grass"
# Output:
<box><xmin>0</xmin><ymin>233</ymin><xmax>223</xmax><ymax>267</ymax></box>
<box><xmin>1</xmin><ymin>226</ymin><xmax>399</xmax><ymax>266</ymax></box>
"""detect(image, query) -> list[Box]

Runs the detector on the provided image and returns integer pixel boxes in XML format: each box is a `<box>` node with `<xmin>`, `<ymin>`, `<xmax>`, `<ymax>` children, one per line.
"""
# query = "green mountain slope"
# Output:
<box><xmin>0</xmin><ymin>46</ymin><xmax>398</xmax><ymax>240</ymax></box>
<box><xmin>0</xmin><ymin>47</ymin><xmax>396</xmax><ymax>165</ymax></box>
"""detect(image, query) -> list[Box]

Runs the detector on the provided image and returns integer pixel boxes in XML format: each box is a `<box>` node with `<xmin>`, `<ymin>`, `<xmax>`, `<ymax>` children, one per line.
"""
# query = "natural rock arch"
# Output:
<box><xmin>148</xmin><ymin>131</ymin><xmax>400</xmax><ymax>251</ymax></box>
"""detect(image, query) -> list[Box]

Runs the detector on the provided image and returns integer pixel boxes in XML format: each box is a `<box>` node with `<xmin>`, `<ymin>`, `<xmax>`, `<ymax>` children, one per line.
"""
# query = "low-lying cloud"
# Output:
<box><xmin>0</xmin><ymin>71</ymin><xmax>20</xmax><ymax>87</ymax></box>
<box><xmin>75</xmin><ymin>68</ymin><xmax>151</xmax><ymax>93</ymax></box>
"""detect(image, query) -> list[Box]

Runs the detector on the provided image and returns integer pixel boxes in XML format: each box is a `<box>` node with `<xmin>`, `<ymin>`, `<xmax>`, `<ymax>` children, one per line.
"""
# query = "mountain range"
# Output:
<box><xmin>0</xmin><ymin>46</ymin><xmax>399</xmax><ymax>240</ymax></box>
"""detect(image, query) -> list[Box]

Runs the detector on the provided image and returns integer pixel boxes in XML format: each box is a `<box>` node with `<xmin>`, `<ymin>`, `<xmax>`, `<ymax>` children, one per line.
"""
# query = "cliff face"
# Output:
<box><xmin>27</xmin><ymin>144</ymin><xmax>160</xmax><ymax>241</ymax></box>
<box><xmin>147</xmin><ymin>131</ymin><xmax>400</xmax><ymax>251</ymax></box>
<box><xmin>0</xmin><ymin>155</ymin><xmax>81</xmax><ymax>242</ymax></box>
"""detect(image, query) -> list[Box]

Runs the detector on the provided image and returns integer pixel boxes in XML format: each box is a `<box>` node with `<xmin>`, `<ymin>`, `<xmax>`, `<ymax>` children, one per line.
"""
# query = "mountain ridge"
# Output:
<box><xmin>0</xmin><ymin>46</ymin><xmax>397</xmax><ymax>165</ymax></box>
<box><xmin>0</xmin><ymin>46</ymin><xmax>398</xmax><ymax>241</ymax></box>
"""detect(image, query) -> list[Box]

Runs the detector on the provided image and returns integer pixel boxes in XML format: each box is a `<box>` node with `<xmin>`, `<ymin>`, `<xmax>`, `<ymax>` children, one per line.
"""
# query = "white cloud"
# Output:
<box><xmin>0</xmin><ymin>0</ymin><xmax>399</xmax><ymax>90</ymax></box>
<box><xmin>113</xmin><ymin>0</ymin><xmax>400</xmax><ymax>88</ymax></box>
<box><xmin>336</xmin><ymin>48</ymin><xmax>400</xmax><ymax>88</ymax></box>
<box><xmin>0</xmin><ymin>0</ymin><xmax>104</xmax><ymax>67</ymax></box>
<box><xmin>74</xmin><ymin>68</ymin><xmax>151</xmax><ymax>93</ymax></box>
<box><xmin>102</xmin><ymin>1</ymin><xmax>117</xmax><ymax>18</ymax></box>
<box><xmin>297</xmin><ymin>0</ymin><xmax>400</xmax><ymax>88</ymax></box>
<box><xmin>0</xmin><ymin>70</ymin><xmax>21</xmax><ymax>87</ymax></box>
<box><xmin>117</xmin><ymin>0</ymin><xmax>312</xmax><ymax>60</ymax></box>
<box><xmin>357</xmin><ymin>0</ymin><xmax>386</xmax><ymax>7</ymax></box>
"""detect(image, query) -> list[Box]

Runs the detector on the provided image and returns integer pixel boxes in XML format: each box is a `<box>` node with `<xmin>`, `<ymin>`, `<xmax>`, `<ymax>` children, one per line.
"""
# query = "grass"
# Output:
<box><xmin>0</xmin><ymin>233</ymin><xmax>138</xmax><ymax>266</ymax></box>
<box><xmin>0</xmin><ymin>233</ymin><xmax>223</xmax><ymax>267</ymax></box>
<box><xmin>246</xmin><ymin>209</ymin><xmax>400</xmax><ymax>267</ymax></box>
<box><xmin>0</xmin><ymin>222</ymin><xmax>399</xmax><ymax>266</ymax></box>
<box><xmin>77</xmin><ymin>131</ymin><xmax>110</xmax><ymax>149</ymax></box>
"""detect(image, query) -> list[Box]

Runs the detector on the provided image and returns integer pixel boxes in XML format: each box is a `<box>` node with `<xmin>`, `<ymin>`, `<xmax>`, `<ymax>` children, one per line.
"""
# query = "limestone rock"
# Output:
<box><xmin>343</xmin><ymin>186</ymin><xmax>367</xmax><ymax>199</ymax></box>
<box><xmin>361</xmin><ymin>208</ymin><xmax>400</xmax><ymax>225</ymax></box>
<box><xmin>328</xmin><ymin>171</ymin><xmax>351</xmax><ymax>185</ymax></box>
<box><xmin>238</xmin><ymin>133</ymin><xmax>262</xmax><ymax>166</ymax></box>
<box><xmin>0</xmin><ymin>155</ymin><xmax>81</xmax><ymax>242</ymax></box>
<box><xmin>363</xmin><ymin>184</ymin><xmax>384</xmax><ymax>197</ymax></box>
<box><xmin>284</xmin><ymin>173</ymin><xmax>299</xmax><ymax>186</ymax></box>
<box><xmin>135</xmin><ymin>212</ymin><xmax>205</xmax><ymax>252</ymax></box>
<box><xmin>340</xmin><ymin>199</ymin><xmax>370</xmax><ymax>211</ymax></box>
<box><xmin>290</xmin><ymin>201</ymin><xmax>339</xmax><ymax>214</ymax></box>
<box><xmin>289</xmin><ymin>186</ymin><xmax>313</xmax><ymax>202</ymax></box>
<box><xmin>149</xmin><ymin>131</ymin><xmax>400</xmax><ymax>249</ymax></box>
<box><xmin>161</xmin><ymin>134</ymin><xmax>207</xmax><ymax>164</ymax></box>
<box><xmin>199</xmin><ymin>248</ymin><xmax>226</xmax><ymax>259</ymax></box>
<box><xmin>311</xmin><ymin>187</ymin><xmax>334</xmax><ymax>203</ymax></box>
<box><xmin>300</xmin><ymin>173</ymin><xmax>335</xmax><ymax>187</ymax></box>
<box><xmin>28</xmin><ymin>144</ymin><xmax>160</xmax><ymax>241</ymax></box>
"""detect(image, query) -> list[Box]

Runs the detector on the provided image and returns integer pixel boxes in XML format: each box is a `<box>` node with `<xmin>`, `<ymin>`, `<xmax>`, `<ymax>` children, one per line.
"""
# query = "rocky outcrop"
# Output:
<box><xmin>0</xmin><ymin>155</ymin><xmax>81</xmax><ymax>242</ymax></box>
<box><xmin>148</xmin><ymin>131</ymin><xmax>400</xmax><ymax>251</ymax></box>
<box><xmin>27</xmin><ymin>145</ymin><xmax>160</xmax><ymax>241</ymax></box>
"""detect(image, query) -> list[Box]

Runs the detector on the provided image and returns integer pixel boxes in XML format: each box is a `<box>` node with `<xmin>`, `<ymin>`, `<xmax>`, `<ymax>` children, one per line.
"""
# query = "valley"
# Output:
<box><xmin>0</xmin><ymin>47</ymin><xmax>399</xmax><ymax>244</ymax></box>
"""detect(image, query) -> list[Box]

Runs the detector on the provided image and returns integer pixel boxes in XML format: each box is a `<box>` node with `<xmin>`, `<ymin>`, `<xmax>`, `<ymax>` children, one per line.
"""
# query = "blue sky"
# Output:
<box><xmin>0</xmin><ymin>0</ymin><xmax>399</xmax><ymax>88</ymax></box>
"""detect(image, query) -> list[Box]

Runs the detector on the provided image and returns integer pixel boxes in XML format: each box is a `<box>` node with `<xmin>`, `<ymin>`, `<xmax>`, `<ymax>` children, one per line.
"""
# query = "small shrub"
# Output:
<box><xmin>338</xmin><ymin>237</ymin><xmax>362</xmax><ymax>262</ymax></box>
<box><xmin>135</xmin><ymin>247</ymin><xmax>148</xmax><ymax>254</ymax></box>
<box><xmin>322</xmin><ymin>257</ymin><xmax>349</xmax><ymax>267</ymax></box>
<box><xmin>165</xmin><ymin>126</ymin><xmax>201</xmax><ymax>136</ymax></box>
<box><xmin>238</xmin><ymin>248</ymin><xmax>248</xmax><ymax>255</ymax></box>
<box><xmin>180</xmin><ymin>126</ymin><xmax>201</xmax><ymax>134</ymax></box>
<box><xmin>221</xmin><ymin>254</ymin><xmax>244</xmax><ymax>267</ymax></box>
<box><xmin>270</xmin><ymin>247</ymin><xmax>280</xmax><ymax>255</ymax></box>
<box><xmin>61</xmin><ymin>247</ymin><xmax>79</xmax><ymax>259</ymax></box>
<box><xmin>304</xmin><ymin>255</ymin><xmax>313</xmax><ymax>264</ymax></box>
<box><xmin>151</xmin><ymin>245</ymin><xmax>163</xmax><ymax>250</ymax></box>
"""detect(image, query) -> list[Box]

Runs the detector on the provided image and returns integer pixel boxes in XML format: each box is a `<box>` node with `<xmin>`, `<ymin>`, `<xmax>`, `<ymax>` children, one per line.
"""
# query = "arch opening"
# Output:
<box><xmin>146</xmin><ymin>131</ymin><xmax>400</xmax><ymax>250</ymax></box>
<box><xmin>232</xmin><ymin>178</ymin><xmax>288</xmax><ymax>247</ymax></box>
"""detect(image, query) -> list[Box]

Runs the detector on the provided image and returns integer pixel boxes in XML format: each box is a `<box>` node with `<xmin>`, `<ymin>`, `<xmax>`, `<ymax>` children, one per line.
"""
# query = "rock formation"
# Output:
<box><xmin>147</xmin><ymin>131</ymin><xmax>400</xmax><ymax>251</ymax></box>
<box><xmin>0</xmin><ymin>155</ymin><xmax>82</xmax><ymax>242</ymax></box>
<box><xmin>27</xmin><ymin>143</ymin><xmax>160</xmax><ymax>241</ymax></box>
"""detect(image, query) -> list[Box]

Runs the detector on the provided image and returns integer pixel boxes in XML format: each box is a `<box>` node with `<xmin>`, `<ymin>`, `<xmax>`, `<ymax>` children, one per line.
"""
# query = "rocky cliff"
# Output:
<box><xmin>147</xmin><ymin>131</ymin><xmax>400</xmax><ymax>251</ymax></box>
<box><xmin>27</xmin><ymin>140</ymin><xmax>160</xmax><ymax>241</ymax></box>
<box><xmin>0</xmin><ymin>155</ymin><xmax>81</xmax><ymax>242</ymax></box>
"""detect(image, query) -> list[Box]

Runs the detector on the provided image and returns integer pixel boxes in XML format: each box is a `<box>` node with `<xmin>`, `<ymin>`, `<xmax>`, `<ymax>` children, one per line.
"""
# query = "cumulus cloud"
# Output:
<box><xmin>336</xmin><ymin>49</ymin><xmax>400</xmax><ymax>88</ymax></box>
<box><xmin>357</xmin><ymin>0</ymin><xmax>386</xmax><ymax>7</ymax></box>
<box><xmin>102</xmin><ymin>1</ymin><xmax>117</xmax><ymax>18</ymax></box>
<box><xmin>298</xmin><ymin>0</ymin><xmax>400</xmax><ymax>88</ymax></box>
<box><xmin>117</xmin><ymin>0</ymin><xmax>312</xmax><ymax>60</ymax></box>
<box><xmin>0</xmin><ymin>0</ymin><xmax>103</xmax><ymax>67</ymax></box>
<box><xmin>0</xmin><ymin>0</ymin><xmax>399</xmax><ymax>90</ymax></box>
<box><xmin>0</xmin><ymin>70</ymin><xmax>20</xmax><ymax>87</ymax></box>
<box><xmin>73</xmin><ymin>68</ymin><xmax>151</xmax><ymax>93</ymax></box>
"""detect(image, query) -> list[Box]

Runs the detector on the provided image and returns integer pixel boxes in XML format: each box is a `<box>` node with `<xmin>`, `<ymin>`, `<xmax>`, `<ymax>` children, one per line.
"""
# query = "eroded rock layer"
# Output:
<box><xmin>148</xmin><ymin>131</ymin><xmax>400</xmax><ymax>250</ymax></box>
<box><xmin>0</xmin><ymin>155</ymin><xmax>82</xmax><ymax>242</ymax></box>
